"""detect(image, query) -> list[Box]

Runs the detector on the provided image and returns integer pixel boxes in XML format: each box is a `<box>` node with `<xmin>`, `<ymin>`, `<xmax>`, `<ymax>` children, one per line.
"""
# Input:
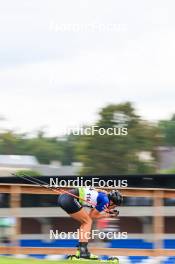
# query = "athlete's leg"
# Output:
<box><xmin>70</xmin><ymin>208</ymin><xmax>92</xmax><ymax>242</ymax></box>
<box><xmin>69</xmin><ymin>209</ymin><xmax>98</xmax><ymax>259</ymax></box>
<box><xmin>58</xmin><ymin>192</ymin><xmax>98</xmax><ymax>259</ymax></box>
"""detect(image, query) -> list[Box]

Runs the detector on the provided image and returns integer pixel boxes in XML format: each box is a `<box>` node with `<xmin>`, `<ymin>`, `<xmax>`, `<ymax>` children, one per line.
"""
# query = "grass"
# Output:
<box><xmin>0</xmin><ymin>257</ymin><xmax>103</xmax><ymax>264</ymax></box>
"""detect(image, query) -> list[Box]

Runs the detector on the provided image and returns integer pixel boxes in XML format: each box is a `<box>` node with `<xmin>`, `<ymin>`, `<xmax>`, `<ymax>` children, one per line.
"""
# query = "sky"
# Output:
<box><xmin>0</xmin><ymin>0</ymin><xmax>175</xmax><ymax>136</ymax></box>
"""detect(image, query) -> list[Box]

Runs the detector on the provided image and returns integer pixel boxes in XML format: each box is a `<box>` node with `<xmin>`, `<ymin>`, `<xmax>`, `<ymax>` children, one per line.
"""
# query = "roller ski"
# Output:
<box><xmin>67</xmin><ymin>244</ymin><xmax>99</xmax><ymax>260</ymax></box>
<box><xmin>67</xmin><ymin>244</ymin><xmax>119</xmax><ymax>263</ymax></box>
<box><xmin>67</xmin><ymin>254</ymin><xmax>119</xmax><ymax>263</ymax></box>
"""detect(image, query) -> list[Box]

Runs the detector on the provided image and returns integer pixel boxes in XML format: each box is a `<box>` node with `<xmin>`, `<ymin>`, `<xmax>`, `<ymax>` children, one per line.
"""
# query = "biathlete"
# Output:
<box><xmin>58</xmin><ymin>187</ymin><xmax>123</xmax><ymax>260</ymax></box>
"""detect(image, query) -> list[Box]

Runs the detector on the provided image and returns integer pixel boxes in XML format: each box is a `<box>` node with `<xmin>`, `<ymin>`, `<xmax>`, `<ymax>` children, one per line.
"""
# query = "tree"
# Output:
<box><xmin>76</xmin><ymin>102</ymin><xmax>160</xmax><ymax>175</ymax></box>
<box><xmin>0</xmin><ymin>127</ymin><xmax>79</xmax><ymax>165</ymax></box>
<box><xmin>20</xmin><ymin>133</ymin><xmax>62</xmax><ymax>164</ymax></box>
<box><xmin>158</xmin><ymin>114</ymin><xmax>175</xmax><ymax>146</ymax></box>
<box><xmin>57</xmin><ymin>134</ymin><xmax>80</xmax><ymax>165</ymax></box>
<box><xmin>0</xmin><ymin>131</ymin><xmax>19</xmax><ymax>154</ymax></box>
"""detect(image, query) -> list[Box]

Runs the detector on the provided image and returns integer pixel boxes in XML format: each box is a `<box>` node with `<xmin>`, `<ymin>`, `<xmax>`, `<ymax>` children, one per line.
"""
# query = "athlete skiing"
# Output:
<box><xmin>58</xmin><ymin>187</ymin><xmax>123</xmax><ymax>260</ymax></box>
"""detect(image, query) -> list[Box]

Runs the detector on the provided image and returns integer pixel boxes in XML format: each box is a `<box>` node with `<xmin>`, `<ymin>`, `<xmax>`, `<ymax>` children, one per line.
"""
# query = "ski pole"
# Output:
<box><xmin>14</xmin><ymin>174</ymin><xmax>119</xmax><ymax>216</ymax></box>
<box><xmin>15</xmin><ymin>174</ymin><xmax>98</xmax><ymax>207</ymax></box>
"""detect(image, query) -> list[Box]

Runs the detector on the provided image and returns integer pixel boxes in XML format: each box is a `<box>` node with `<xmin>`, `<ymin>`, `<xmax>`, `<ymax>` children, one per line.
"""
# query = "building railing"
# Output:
<box><xmin>0</xmin><ymin>183</ymin><xmax>174</xmax><ymax>256</ymax></box>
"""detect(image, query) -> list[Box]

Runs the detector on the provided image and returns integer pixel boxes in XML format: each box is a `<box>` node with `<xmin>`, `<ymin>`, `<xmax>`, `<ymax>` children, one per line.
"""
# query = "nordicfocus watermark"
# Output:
<box><xmin>50</xmin><ymin>229</ymin><xmax>128</xmax><ymax>240</ymax></box>
<box><xmin>59</xmin><ymin>112</ymin><xmax>130</xmax><ymax>136</ymax></box>
<box><xmin>61</xmin><ymin>126</ymin><xmax>128</xmax><ymax>136</ymax></box>
<box><xmin>49</xmin><ymin>22</ymin><xmax>127</xmax><ymax>33</ymax></box>
<box><xmin>50</xmin><ymin>177</ymin><xmax>128</xmax><ymax>188</ymax></box>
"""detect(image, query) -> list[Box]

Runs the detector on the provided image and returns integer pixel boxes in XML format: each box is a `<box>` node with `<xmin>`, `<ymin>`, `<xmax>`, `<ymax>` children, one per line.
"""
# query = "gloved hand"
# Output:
<box><xmin>108</xmin><ymin>209</ymin><xmax>119</xmax><ymax>217</ymax></box>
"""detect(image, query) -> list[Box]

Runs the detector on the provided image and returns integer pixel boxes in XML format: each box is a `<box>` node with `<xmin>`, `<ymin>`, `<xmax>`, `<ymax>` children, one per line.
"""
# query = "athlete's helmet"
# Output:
<box><xmin>108</xmin><ymin>190</ymin><xmax>123</xmax><ymax>206</ymax></box>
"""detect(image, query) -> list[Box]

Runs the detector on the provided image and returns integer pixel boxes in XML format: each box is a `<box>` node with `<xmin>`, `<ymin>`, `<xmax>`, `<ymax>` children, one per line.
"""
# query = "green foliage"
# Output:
<box><xmin>21</xmin><ymin>137</ymin><xmax>61</xmax><ymax>164</ymax></box>
<box><xmin>159</xmin><ymin>168</ymin><xmax>175</xmax><ymax>174</ymax></box>
<box><xmin>0</xmin><ymin>131</ymin><xmax>19</xmax><ymax>154</ymax></box>
<box><xmin>1</xmin><ymin>102</ymin><xmax>173</xmax><ymax>175</ymax></box>
<box><xmin>76</xmin><ymin>102</ymin><xmax>160</xmax><ymax>175</ymax></box>
<box><xmin>0</xmin><ymin>130</ymin><xmax>79</xmax><ymax>165</ymax></box>
<box><xmin>14</xmin><ymin>170</ymin><xmax>41</xmax><ymax>177</ymax></box>
<box><xmin>0</xmin><ymin>257</ymin><xmax>86</xmax><ymax>264</ymax></box>
<box><xmin>158</xmin><ymin>114</ymin><xmax>175</xmax><ymax>146</ymax></box>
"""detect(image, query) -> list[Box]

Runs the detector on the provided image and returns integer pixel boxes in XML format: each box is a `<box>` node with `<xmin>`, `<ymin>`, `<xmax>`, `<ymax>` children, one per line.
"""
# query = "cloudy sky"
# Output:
<box><xmin>0</xmin><ymin>0</ymin><xmax>175</xmax><ymax>136</ymax></box>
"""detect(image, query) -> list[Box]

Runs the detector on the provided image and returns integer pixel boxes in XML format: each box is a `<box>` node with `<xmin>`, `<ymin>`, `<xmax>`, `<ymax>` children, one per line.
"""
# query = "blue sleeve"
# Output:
<box><xmin>95</xmin><ymin>192</ymin><xmax>109</xmax><ymax>212</ymax></box>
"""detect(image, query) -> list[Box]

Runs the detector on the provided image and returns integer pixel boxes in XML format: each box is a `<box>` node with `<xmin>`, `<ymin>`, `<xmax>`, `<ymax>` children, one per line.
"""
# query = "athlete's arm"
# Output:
<box><xmin>89</xmin><ymin>208</ymin><xmax>116</xmax><ymax>219</ymax></box>
<box><xmin>89</xmin><ymin>208</ymin><xmax>109</xmax><ymax>219</ymax></box>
